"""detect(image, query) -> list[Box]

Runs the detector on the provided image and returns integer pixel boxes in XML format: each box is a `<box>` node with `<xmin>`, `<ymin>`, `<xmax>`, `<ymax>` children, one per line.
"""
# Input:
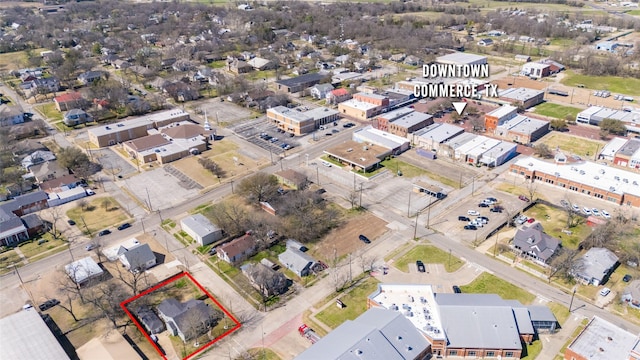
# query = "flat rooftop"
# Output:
<box><xmin>88</xmin><ymin>109</ymin><xmax>189</xmax><ymax>137</ymax></box>
<box><xmin>0</xmin><ymin>308</ymin><xmax>70</xmax><ymax>359</ymax></box>
<box><xmin>513</xmin><ymin>156</ymin><xmax>640</xmax><ymax>197</ymax></box>
<box><xmin>377</xmin><ymin>107</ymin><xmax>415</xmax><ymax>122</ymax></box>
<box><xmin>353</xmin><ymin>125</ymin><xmax>410</xmax><ymax>150</ymax></box>
<box><xmin>339</xmin><ymin>99</ymin><xmax>379</xmax><ymax>111</ymax></box>
<box><xmin>436</xmin><ymin>52</ymin><xmax>487</xmax><ymax>65</ymax></box>
<box><xmin>414</xmin><ymin>123</ymin><xmax>465</xmax><ymax>144</ymax></box>
<box><xmin>268</xmin><ymin>106</ymin><xmax>312</xmax><ymax>124</ymax></box>
<box><xmin>486</xmin><ymin>105</ymin><xmax>518</xmax><ymax>119</ymax></box>
<box><xmin>567</xmin><ymin>316</ymin><xmax>639</xmax><ymax>360</ymax></box>
<box><xmin>303</xmin><ymin>106</ymin><xmax>339</xmax><ymax>120</ymax></box>
<box><xmin>600</xmin><ymin>137</ymin><xmax>629</xmax><ymax>158</ymax></box>
<box><xmin>498</xmin><ymin>114</ymin><xmax>548</xmax><ymax>134</ymax></box>
<box><xmin>391</xmin><ymin>112</ymin><xmax>433</xmax><ymax>128</ymax></box>
<box><xmin>442</xmin><ymin>132</ymin><xmax>477</xmax><ymax>149</ymax></box>
<box><xmin>368</xmin><ymin>284</ymin><xmax>446</xmax><ymax>341</ymax></box>
<box><xmin>499</xmin><ymin>87</ymin><xmax>544</xmax><ymax>101</ymax></box>
<box><xmin>324</xmin><ymin>140</ymin><xmax>390</xmax><ymax>169</ymax></box>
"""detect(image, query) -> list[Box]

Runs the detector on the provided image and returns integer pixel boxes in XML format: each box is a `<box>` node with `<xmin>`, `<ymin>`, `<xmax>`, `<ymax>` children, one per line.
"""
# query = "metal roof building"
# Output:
<box><xmin>65</xmin><ymin>256</ymin><xmax>104</xmax><ymax>284</ymax></box>
<box><xmin>435</xmin><ymin>52</ymin><xmax>487</xmax><ymax>66</ymax></box>
<box><xmin>599</xmin><ymin>137</ymin><xmax>628</xmax><ymax>161</ymax></box>
<box><xmin>0</xmin><ymin>308</ymin><xmax>70</xmax><ymax>360</ymax></box>
<box><xmin>295</xmin><ymin>307</ymin><xmax>431</xmax><ymax>360</ymax></box>
<box><xmin>353</xmin><ymin>125</ymin><xmax>410</xmax><ymax>154</ymax></box>
<box><xmin>412</xmin><ymin>123</ymin><xmax>465</xmax><ymax>150</ymax></box>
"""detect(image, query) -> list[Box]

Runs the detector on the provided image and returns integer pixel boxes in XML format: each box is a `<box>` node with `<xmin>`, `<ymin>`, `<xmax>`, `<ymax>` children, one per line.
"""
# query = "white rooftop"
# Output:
<box><xmin>443</xmin><ymin>132</ymin><xmax>478</xmax><ymax>149</ymax></box>
<box><xmin>340</xmin><ymin>99</ymin><xmax>379</xmax><ymax>111</ymax></box>
<box><xmin>368</xmin><ymin>284</ymin><xmax>446</xmax><ymax>341</ymax></box>
<box><xmin>88</xmin><ymin>109</ymin><xmax>189</xmax><ymax>137</ymax></box>
<box><xmin>303</xmin><ymin>107</ymin><xmax>339</xmax><ymax>120</ymax></box>
<box><xmin>436</xmin><ymin>52</ymin><xmax>487</xmax><ymax>65</ymax></box>
<box><xmin>0</xmin><ymin>308</ymin><xmax>70</xmax><ymax>359</ymax></box>
<box><xmin>268</xmin><ymin>106</ymin><xmax>312</xmax><ymax>124</ymax></box>
<box><xmin>499</xmin><ymin>87</ymin><xmax>544</xmax><ymax>101</ymax></box>
<box><xmin>456</xmin><ymin>135</ymin><xmax>500</xmax><ymax>157</ymax></box>
<box><xmin>64</xmin><ymin>256</ymin><xmax>103</xmax><ymax>284</ymax></box>
<box><xmin>414</xmin><ymin>123</ymin><xmax>465</xmax><ymax>144</ymax></box>
<box><xmin>353</xmin><ymin>125</ymin><xmax>410</xmax><ymax>150</ymax></box>
<box><xmin>513</xmin><ymin>156</ymin><xmax>640</xmax><ymax>197</ymax></box>
<box><xmin>498</xmin><ymin>114</ymin><xmax>549</xmax><ymax>134</ymax></box>
<box><xmin>567</xmin><ymin>316</ymin><xmax>639</xmax><ymax>360</ymax></box>
<box><xmin>486</xmin><ymin>105</ymin><xmax>518</xmax><ymax>119</ymax></box>
<box><xmin>600</xmin><ymin>137</ymin><xmax>628</xmax><ymax>159</ymax></box>
<box><xmin>391</xmin><ymin>112</ymin><xmax>433</xmax><ymax>129</ymax></box>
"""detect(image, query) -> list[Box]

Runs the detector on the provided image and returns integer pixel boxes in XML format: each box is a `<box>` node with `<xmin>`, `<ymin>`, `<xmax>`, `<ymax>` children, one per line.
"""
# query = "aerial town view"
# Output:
<box><xmin>1</xmin><ymin>0</ymin><xmax>640</xmax><ymax>359</ymax></box>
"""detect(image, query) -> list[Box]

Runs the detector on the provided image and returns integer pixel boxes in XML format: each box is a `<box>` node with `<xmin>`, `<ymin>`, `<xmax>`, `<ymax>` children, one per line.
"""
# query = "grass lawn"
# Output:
<box><xmin>558</xmin><ymin>318</ymin><xmax>589</xmax><ymax>357</ymax></box>
<box><xmin>66</xmin><ymin>197</ymin><xmax>129</xmax><ymax>235</ymax></box>
<box><xmin>34</xmin><ymin>103</ymin><xmax>63</xmax><ymax>122</ymax></box>
<box><xmin>207</xmin><ymin>60</ymin><xmax>227</xmax><ymax>69</ymax></box>
<box><xmin>315</xmin><ymin>277</ymin><xmax>380</xmax><ymax>329</ymax></box>
<box><xmin>247</xmin><ymin>348</ymin><xmax>281</xmax><ymax>360</ymax></box>
<box><xmin>547</xmin><ymin>302</ymin><xmax>570</xmax><ymax>325</ymax></box>
<box><xmin>461</xmin><ymin>272</ymin><xmax>536</xmax><ymax>304</ymax></box>
<box><xmin>523</xmin><ymin>203</ymin><xmax>591</xmax><ymax>250</ymax></box>
<box><xmin>394</xmin><ymin>245</ymin><xmax>464</xmax><ymax>273</ymax></box>
<box><xmin>17</xmin><ymin>233</ymin><xmax>66</xmax><ymax>259</ymax></box>
<box><xmin>533</xmin><ymin>103</ymin><xmax>582</xmax><ymax>120</ymax></box>
<box><xmin>0</xmin><ymin>250</ymin><xmax>22</xmax><ymax>274</ymax></box>
<box><xmin>0</xmin><ymin>49</ymin><xmax>47</xmax><ymax>71</ymax></box>
<box><xmin>380</xmin><ymin>158</ymin><xmax>428</xmax><ymax>178</ymax></box>
<box><xmin>539</xmin><ymin>132</ymin><xmax>604</xmax><ymax>158</ymax></box>
<box><xmin>522</xmin><ymin>340</ymin><xmax>542</xmax><ymax>360</ymax></box>
<box><xmin>320</xmin><ymin>155</ymin><xmax>344</xmax><ymax>167</ymax></box>
<box><xmin>560</xmin><ymin>70</ymin><xmax>640</xmax><ymax>96</ymax></box>
<box><xmin>626</xmin><ymin>10</ymin><xmax>640</xmax><ymax>15</ymax></box>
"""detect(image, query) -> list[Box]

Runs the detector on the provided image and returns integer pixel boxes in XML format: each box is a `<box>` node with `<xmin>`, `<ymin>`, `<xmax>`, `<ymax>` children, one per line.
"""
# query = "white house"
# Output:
<box><xmin>310</xmin><ymin>83</ymin><xmax>334</xmax><ymax>100</ymax></box>
<box><xmin>118</xmin><ymin>243</ymin><xmax>156</xmax><ymax>272</ymax></box>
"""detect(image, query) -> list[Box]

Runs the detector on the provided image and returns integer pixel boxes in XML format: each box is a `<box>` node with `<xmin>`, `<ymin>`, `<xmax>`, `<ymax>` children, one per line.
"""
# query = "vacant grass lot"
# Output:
<box><xmin>18</xmin><ymin>233</ymin><xmax>66</xmax><ymax>259</ymax></box>
<box><xmin>394</xmin><ymin>245</ymin><xmax>464</xmax><ymax>273</ymax></box>
<box><xmin>561</xmin><ymin>71</ymin><xmax>640</xmax><ymax>96</ymax></box>
<box><xmin>0</xmin><ymin>250</ymin><xmax>23</xmax><ymax>274</ymax></box>
<box><xmin>547</xmin><ymin>302</ymin><xmax>570</xmax><ymax>325</ymax></box>
<box><xmin>461</xmin><ymin>272</ymin><xmax>536</xmax><ymax>304</ymax></box>
<box><xmin>523</xmin><ymin>203</ymin><xmax>591</xmax><ymax>250</ymax></box>
<box><xmin>539</xmin><ymin>132</ymin><xmax>604</xmax><ymax>158</ymax></box>
<box><xmin>247</xmin><ymin>349</ymin><xmax>281</xmax><ymax>360</ymax></box>
<box><xmin>34</xmin><ymin>103</ymin><xmax>63</xmax><ymax>122</ymax></box>
<box><xmin>380</xmin><ymin>158</ymin><xmax>428</xmax><ymax>178</ymax></box>
<box><xmin>533</xmin><ymin>103</ymin><xmax>582</xmax><ymax>120</ymax></box>
<box><xmin>626</xmin><ymin>10</ymin><xmax>640</xmax><ymax>15</ymax></box>
<box><xmin>315</xmin><ymin>277</ymin><xmax>380</xmax><ymax>329</ymax></box>
<box><xmin>66</xmin><ymin>197</ymin><xmax>129</xmax><ymax>234</ymax></box>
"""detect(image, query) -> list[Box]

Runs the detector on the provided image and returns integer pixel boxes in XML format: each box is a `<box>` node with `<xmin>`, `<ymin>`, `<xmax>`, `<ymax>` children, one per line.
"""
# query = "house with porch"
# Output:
<box><xmin>511</xmin><ymin>223</ymin><xmax>560</xmax><ymax>265</ymax></box>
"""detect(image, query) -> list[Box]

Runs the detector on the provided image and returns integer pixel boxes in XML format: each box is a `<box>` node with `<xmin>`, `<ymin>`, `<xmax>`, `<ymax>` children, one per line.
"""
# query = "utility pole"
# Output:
<box><xmin>11</xmin><ymin>263</ymin><xmax>34</xmax><ymax>306</ymax></box>
<box><xmin>426</xmin><ymin>198</ymin><xmax>432</xmax><ymax>228</ymax></box>
<box><xmin>569</xmin><ymin>286</ymin><xmax>577</xmax><ymax>312</ymax></box>
<box><xmin>359</xmin><ymin>183</ymin><xmax>363</xmax><ymax>209</ymax></box>
<box><xmin>493</xmin><ymin>231</ymin><xmax>499</xmax><ymax>257</ymax></box>
<box><xmin>230</xmin><ymin>179</ymin><xmax>235</xmax><ymax>194</ymax></box>
<box><xmin>145</xmin><ymin>187</ymin><xmax>153</xmax><ymax>212</ymax></box>
<box><xmin>407</xmin><ymin>190</ymin><xmax>412</xmax><ymax>217</ymax></box>
<box><xmin>269</xmin><ymin>146</ymin><xmax>274</xmax><ymax>164</ymax></box>
<box><xmin>471</xmin><ymin>176</ymin><xmax>475</xmax><ymax>196</ymax></box>
<box><xmin>316</xmin><ymin>167</ymin><xmax>320</xmax><ymax>185</ymax></box>
<box><xmin>413</xmin><ymin>210</ymin><xmax>420</xmax><ymax>239</ymax></box>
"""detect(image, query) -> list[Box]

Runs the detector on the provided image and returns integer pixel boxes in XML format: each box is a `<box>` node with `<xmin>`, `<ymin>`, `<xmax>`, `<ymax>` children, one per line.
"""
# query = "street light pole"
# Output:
<box><xmin>569</xmin><ymin>286</ymin><xmax>577</xmax><ymax>312</ymax></box>
<box><xmin>448</xmin><ymin>249</ymin><xmax>452</xmax><ymax>269</ymax></box>
<box><xmin>407</xmin><ymin>190</ymin><xmax>412</xmax><ymax>217</ymax></box>
<box><xmin>426</xmin><ymin>198</ymin><xmax>432</xmax><ymax>229</ymax></box>
<box><xmin>413</xmin><ymin>210</ymin><xmax>420</xmax><ymax>239</ymax></box>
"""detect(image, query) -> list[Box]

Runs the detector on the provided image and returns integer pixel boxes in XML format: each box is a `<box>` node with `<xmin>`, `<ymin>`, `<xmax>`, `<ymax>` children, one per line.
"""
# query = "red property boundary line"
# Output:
<box><xmin>120</xmin><ymin>271</ymin><xmax>241</xmax><ymax>360</ymax></box>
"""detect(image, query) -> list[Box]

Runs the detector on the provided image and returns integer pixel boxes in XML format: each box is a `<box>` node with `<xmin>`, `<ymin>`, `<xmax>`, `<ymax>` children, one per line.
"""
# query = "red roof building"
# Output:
<box><xmin>54</xmin><ymin>92</ymin><xmax>84</xmax><ymax>111</ymax></box>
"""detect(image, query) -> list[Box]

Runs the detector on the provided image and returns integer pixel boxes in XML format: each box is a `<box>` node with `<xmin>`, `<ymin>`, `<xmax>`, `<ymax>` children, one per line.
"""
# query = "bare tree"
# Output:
<box><xmin>526</xmin><ymin>180</ymin><xmax>537</xmax><ymax>203</ymax></box>
<box><xmin>46</xmin><ymin>207</ymin><xmax>65</xmax><ymax>240</ymax></box>
<box><xmin>547</xmin><ymin>248</ymin><xmax>581</xmax><ymax>283</ymax></box>
<box><xmin>348</xmin><ymin>191</ymin><xmax>358</xmax><ymax>209</ymax></box>
<box><xmin>52</xmin><ymin>288</ymin><xmax>81</xmax><ymax>322</ymax></box>
<box><xmin>86</xmin><ymin>282</ymin><xmax>129</xmax><ymax>329</ymax></box>
<box><xmin>563</xmin><ymin>196</ymin><xmax>578</xmax><ymax>228</ymax></box>
<box><xmin>101</xmin><ymin>198</ymin><xmax>112</xmax><ymax>211</ymax></box>
<box><xmin>113</xmin><ymin>260</ymin><xmax>150</xmax><ymax>296</ymax></box>
<box><xmin>358</xmin><ymin>251</ymin><xmax>378</xmax><ymax>273</ymax></box>
<box><xmin>60</xmin><ymin>266</ymin><xmax>86</xmax><ymax>304</ymax></box>
<box><xmin>78</xmin><ymin>199</ymin><xmax>88</xmax><ymax>211</ymax></box>
<box><xmin>203</xmin><ymin>201</ymin><xmax>248</xmax><ymax>238</ymax></box>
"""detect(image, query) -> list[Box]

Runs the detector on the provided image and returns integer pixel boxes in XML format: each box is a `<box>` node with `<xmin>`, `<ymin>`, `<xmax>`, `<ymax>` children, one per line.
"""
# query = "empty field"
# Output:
<box><xmin>460</xmin><ymin>272</ymin><xmax>536</xmax><ymax>304</ymax></box>
<box><xmin>315</xmin><ymin>277</ymin><xmax>380</xmax><ymax>329</ymax></box>
<box><xmin>561</xmin><ymin>71</ymin><xmax>640</xmax><ymax>96</ymax></box>
<box><xmin>539</xmin><ymin>132</ymin><xmax>604</xmax><ymax>158</ymax></box>
<box><xmin>533</xmin><ymin>103</ymin><xmax>582</xmax><ymax>120</ymax></box>
<box><xmin>394</xmin><ymin>245</ymin><xmax>464</xmax><ymax>273</ymax></box>
<box><xmin>66</xmin><ymin>196</ymin><xmax>129</xmax><ymax>234</ymax></box>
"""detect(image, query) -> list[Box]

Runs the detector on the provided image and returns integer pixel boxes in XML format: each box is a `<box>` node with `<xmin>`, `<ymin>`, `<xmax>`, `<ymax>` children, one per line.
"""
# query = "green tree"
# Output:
<box><xmin>237</xmin><ymin>173</ymin><xmax>279</xmax><ymax>204</ymax></box>
<box><xmin>599</xmin><ymin>118</ymin><xmax>627</xmax><ymax>136</ymax></box>
<box><xmin>92</xmin><ymin>43</ymin><xmax>102</xmax><ymax>56</ymax></box>
<box><xmin>549</xmin><ymin>119</ymin><xmax>567</xmax><ymax>132</ymax></box>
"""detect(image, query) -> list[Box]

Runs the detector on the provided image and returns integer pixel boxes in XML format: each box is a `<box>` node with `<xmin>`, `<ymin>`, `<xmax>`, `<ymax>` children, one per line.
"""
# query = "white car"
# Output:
<box><xmin>572</xmin><ymin>204</ymin><xmax>580</xmax><ymax>212</ymax></box>
<box><xmin>321</xmin><ymin>161</ymin><xmax>332</xmax><ymax>167</ymax></box>
<box><xmin>599</xmin><ymin>287</ymin><xmax>611</xmax><ymax>297</ymax></box>
<box><xmin>468</xmin><ymin>221</ymin><xmax>483</xmax><ymax>228</ymax></box>
<box><xmin>467</xmin><ymin>210</ymin><xmax>480</xmax><ymax>216</ymax></box>
<box><xmin>582</xmin><ymin>207</ymin><xmax>591</xmax><ymax>215</ymax></box>
<box><xmin>86</xmin><ymin>189</ymin><xmax>95</xmax><ymax>196</ymax></box>
<box><xmin>591</xmin><ymin>208</ymin><xmax>600</xmax><ymax>216</ymax></box>
<box><xmin>601</xmin><ymin>210</ymin><xmax>611</xmax><ymax>219</ymax></box>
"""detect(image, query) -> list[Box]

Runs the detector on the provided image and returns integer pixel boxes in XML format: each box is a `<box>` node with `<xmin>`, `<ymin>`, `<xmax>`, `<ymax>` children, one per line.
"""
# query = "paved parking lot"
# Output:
<box><xmin>91</xmin><ymin>148</ymin><xmax>137</xmax><ymax>178</ymax></box>
<box><xmin>120</xmin><ymin>168</ymin><xmax>201</xmax><ymax>211</ymax></box>
<box><xmin>430</xmin><ymin>191</ymin><xmax>527</xmax><ymax>244</ymax></box>
<box><xmin>190</xmin><ymin>98</ymin><xmax>253</xmax><ymax>125</ymax></box>
<box><xmin>230</xmin><ymin>118</ymin><xmax>297</xmax><ymax>155</ymax></box>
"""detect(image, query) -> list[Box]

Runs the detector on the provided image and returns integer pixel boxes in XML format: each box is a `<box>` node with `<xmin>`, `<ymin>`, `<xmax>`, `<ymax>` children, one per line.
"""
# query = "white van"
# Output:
<box><xmin>321</xmin><ymin>161</ymin><xmax>331</xmax><ymax>167</ymax></box>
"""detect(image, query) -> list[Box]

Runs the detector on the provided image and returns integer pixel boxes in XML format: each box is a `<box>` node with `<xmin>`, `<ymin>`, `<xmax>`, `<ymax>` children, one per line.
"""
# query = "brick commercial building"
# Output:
<box><xmin>510</xmin><ymin>156</ymin><xmax>640</xmax><ymax>208</ymax></box>
<box><xmin>266</xmin><ymin>106</ymin><xmax>339</xmax><ymax>135</ymax></box>
<box><xmin>493</xmin><ymin>114</ymin><xmax>549</xmax><ymax>145</ymax></box>
<box><xmin>498</xmin><ymin>87</ymin><xmax>545</xmax><ymax>109</ymax></box>
<box><xmin>338</xmin><ymin>92</ymin><xmax>390</xmax><ymax>120</ymax></box>
<box><xmin>88</xmin><ymin>109</ymin><xmax>190</xmax><ymax>147</ymax></box>
<box><xmin>484</xmin><ymin>105</ymin><xmax>518</xmax><ymax>132</ymax></box>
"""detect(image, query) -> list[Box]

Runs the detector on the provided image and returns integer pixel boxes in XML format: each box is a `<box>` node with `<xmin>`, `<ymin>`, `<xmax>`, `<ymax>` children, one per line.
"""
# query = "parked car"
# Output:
<box><xmin>39</xmin><ymin>299</ymin><xmax>60</xmax><ymax>311</ymax></box>
<box><xmin>452</xmin><ymin>285</ymin><xmax>462</xmax><ymax>294</ymax></box>
<box><xmin>560</xmin><ymin>200</ymin><xmax>569</xmax><ymax>208</ymax></box>
<box><xmin>467</xmin><ymin>210</ymin><xmax>480</xmax><ymax>216</ymax></box>
<box><xmin>416</xmin><ymin>260</ymin><xmax>426</xmax><ymax>273</ymax></box>
<box><xmin>601</xmin><ymin>210</ymin><xmax>611</xmax><ymax>219</ymax></box>
<box><xmin>321</xmin><ymin>161</ymin><xmax>332</xmax><ymax>167</ymax></box>
<box><xmin>518</xmin><ymin>195</ymin><xmax>530</xmax><ymax>202</ymax></box>
<box><xmin>527</xmin><ymin>218</ymin><xmax>535</xmax><ymax>223</ymax></box>
<box><xmin>515</xmin><ymin>215</ymin><xmax>528</xmax><ymax>225</ymax></box>
<box><xmin>582</xmin><ymin>207</ymin><xmax>592</xmax><ymax>215</ymax></box>
<box><xmin>331</xmin><ymin>129</ymin><xmax>339</xmax><ymax>133</ymax></box>
<box><xmin>458</xmin><ymin>216</ymin><xmax>470</xmax><ymax>221</ymax></box>
<box><xmin>464</xmin><ymin>225</ymin><xmax>477</xmax><ymax>230</ymax></box>
<box><xmin>591</xmin><ymin>208</ymin><xmax>600</xmax><ymax>216</ymax></box>
<box><xmin>468</xmin><ymin>220</ymin><xmax>483</xmax><ymax>228</ymax></box>
<box><xmin>572</xmin><ymin>204</ymin><xmax>580</xmax><ymax>212</ymax></box>
<box><xmin>359</xmin><ymin>234</ymin><xmax>371</xmax><ymax>244</ymax></box>
<box><xmin>490</xmin><ymin>207</ymin><xmax>502</xmax><ymax>213</ymax></box>
<box><xmin>599</xmin><ymin>287</ymin><xmax>611</xmax><ymax>297</ymax></box>
<box><xmin>315</xmin><ymin>188</ymin><xmax>326</xmax><ymax>195</ymax></box>
<box><xmin>623</xmin><ymin>274</ymin><xmax>632</xmax><ymax>282</ymax></box>
<box><xmin>478</xmin><ymin>203</ymin><xmax>490</xmax><ymax>208</ymax></box>
<box><xmin>117</xmin><ymin>223</ymin><xmax>131</xmax><ymax>231</ymax></box>
<box><xmin>85</xmin><ymin>244</ymin><xmax>96</xmax><ymax>251</ymax></box>
<box><xmin>270</xmin><ymin>137</ymin><xmax>279</xmax><ymax>143</ymax></box>
<box><xmin>98</xmin><ymin>229</ymin><xmax>111</xmax><ymax>236</ymax></box>
<box><xmin>485</xmin><ymin>197</ymin><xmax>497</xmax><ymax>203</ymax></box>
<box><xmin>86</xmin><ymin>189</ymin><xmax>95</xmax><ymax>196</ymax></box>
<box><xmin>67</xmin><ymin>219</ymin><xmax>76</xmax><ymax>226</ymax></box>
<box><xmin>478</xmin><ymin>216</ymin><xmax>489</xmax><ymax>223</ymax></box>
